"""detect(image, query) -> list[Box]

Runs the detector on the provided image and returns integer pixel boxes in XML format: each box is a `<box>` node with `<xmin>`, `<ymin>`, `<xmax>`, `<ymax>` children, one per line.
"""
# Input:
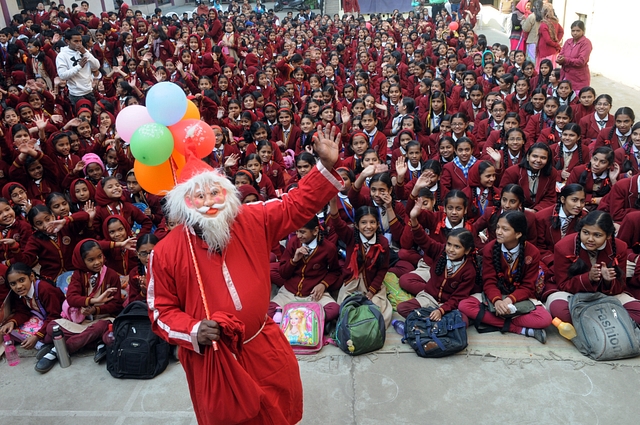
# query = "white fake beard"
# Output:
<box><xmin>165</xmin><ymin>171</ymin><xmax>242</xmax><ymax>254</ymax></box>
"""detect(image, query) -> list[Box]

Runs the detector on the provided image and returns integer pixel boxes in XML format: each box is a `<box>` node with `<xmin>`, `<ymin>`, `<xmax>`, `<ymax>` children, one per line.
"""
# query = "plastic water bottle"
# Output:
<box><xmin>392</xmin><ymin>320</ymin><xmax>405</xmax><ymax>336</ymax></box>
<box><xmin>106</xmin><ymin>324</ymin><xmax>115</xmax><ymax>346</ymax></box>
<box><xmin>3</xmin><ymin>334</ymin><xmax>19</xmax><ymax>366</ymax></box>
<box><xmin>273</xmin><ymin>307</ymin><xmax>283</xmax><ymax>325</ymax></box>
<box><xmin>552</xmin><ymin>317</ymin><xmax>577</xmax><ymax>340</ymax></box>
<box><xmin>52</xmin><ymin>325</ymin><xmax>71</xmax><ymax>368</ymax></box>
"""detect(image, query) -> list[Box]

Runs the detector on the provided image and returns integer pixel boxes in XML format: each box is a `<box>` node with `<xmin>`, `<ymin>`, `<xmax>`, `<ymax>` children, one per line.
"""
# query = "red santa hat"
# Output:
<box><xmin>178</xmin><ymin>143</ymin><xmax>216</xmax><ymax>184</ymax></box>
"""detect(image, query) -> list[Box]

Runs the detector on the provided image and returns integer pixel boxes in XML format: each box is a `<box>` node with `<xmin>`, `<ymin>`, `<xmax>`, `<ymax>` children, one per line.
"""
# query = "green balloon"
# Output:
<box><xmin>130</xmin><ymin>123</ymin><xmax>174</xmax><ymax>166</ymax></box>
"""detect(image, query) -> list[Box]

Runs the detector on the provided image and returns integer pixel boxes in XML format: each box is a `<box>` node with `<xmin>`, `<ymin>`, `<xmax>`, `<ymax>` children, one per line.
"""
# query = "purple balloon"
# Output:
<box><xmin>115</xmin><ymin>105</ymin><xmax>155</xmax><ymax>142</ymax></box>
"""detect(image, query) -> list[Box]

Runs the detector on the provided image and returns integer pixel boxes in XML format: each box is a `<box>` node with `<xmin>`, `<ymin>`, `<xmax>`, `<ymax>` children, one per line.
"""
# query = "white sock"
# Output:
<box><xmin>43</xmin><ymin>347</ymin><xmax>57</xmax><ymax>360</ymax></box>
<box><xmin>521</xmin><ymin>328</ymin><xmax>534</xmax><ymax>336</ymax></box>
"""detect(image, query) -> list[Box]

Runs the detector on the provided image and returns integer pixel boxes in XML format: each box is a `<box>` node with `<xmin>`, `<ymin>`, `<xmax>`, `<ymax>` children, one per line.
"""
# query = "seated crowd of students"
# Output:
<box><xmin>1</xmin><ymin>2</ymin><xmax>639</xmax><ymax>374</ymax></box>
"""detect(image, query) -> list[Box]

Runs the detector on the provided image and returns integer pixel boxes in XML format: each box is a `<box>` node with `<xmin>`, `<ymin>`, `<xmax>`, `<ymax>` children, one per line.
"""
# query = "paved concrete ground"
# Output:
<box><xmin>3</xmin><ymin>9</ymin><xmax>640</xmax><ymax>425</ymax></box>
<box><xmin>2</xmin><ymin>345</ymin><xmax>640</xmax><ymax>424</ymax></box>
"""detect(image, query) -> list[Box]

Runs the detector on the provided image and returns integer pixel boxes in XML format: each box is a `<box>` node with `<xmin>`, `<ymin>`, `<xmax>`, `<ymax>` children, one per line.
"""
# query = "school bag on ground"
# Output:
<box><xmin>403</xmin><ymin>307</ymin><xmax>467</xmax><ymax>358</ymax></box>
<box><xmin>335</xmin><ymin>293</ymin><xmax>386</xmax><ymax>356</ymax></box>
<box><xmin>106</xmin><ymin>301</ymin><xmax>170</xmax><ymax>379</ymax></box>
<box><xmin>569</xmin><ymin>292</ymin><xmax>640</xmax><ymax>361</ymax></box>
<box><xmin>280</xmin><ymin>302</ymin><xmax>325</xmax><ymax>355</ymax></box>
<box><xmin>382</xmin><ymin>272</ymin><xmax>414</xmax><ymax>311</ymax></box>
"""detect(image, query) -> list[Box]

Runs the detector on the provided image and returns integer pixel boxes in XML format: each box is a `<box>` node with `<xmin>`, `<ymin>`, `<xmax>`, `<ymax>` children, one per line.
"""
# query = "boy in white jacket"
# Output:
<box><xmin>56</xmin><ymin>29</ymin><xmax>100</xmax><ymax>108</ymax></box>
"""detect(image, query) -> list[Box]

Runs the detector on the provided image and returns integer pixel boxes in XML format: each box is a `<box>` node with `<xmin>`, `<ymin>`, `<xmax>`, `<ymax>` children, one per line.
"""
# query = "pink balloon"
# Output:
<box><xmin>449</xmin><ymin>21</ymin><xmax>459</xmax><ymax>32</ymax></box>
<box><xmin>116</xmin><ymin>105</ymin><xmax>155</xmax><ymax>142</ymax></box>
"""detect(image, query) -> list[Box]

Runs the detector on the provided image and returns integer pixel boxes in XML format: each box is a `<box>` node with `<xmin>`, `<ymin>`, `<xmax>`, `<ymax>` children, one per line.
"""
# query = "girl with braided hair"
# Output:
<box><xmin>484</xmin><ymin>112</ymin><xmax>521</xmax><ymax>153</ymax></box>
<box><xmin>523</xmin><ymin>96</ymin><xmax>559</xmax><ymax>147</ymax></box>
<box><xmin>424</xmin><ymin>91</ymin><xmax>448</xmax><ymax>135</ymax></box>
<box><xmin>472</xmin><ymin>184</ymin><xmax>537</xmax><ymax>250</ymax></box>
<box><xmin>614</xmin><ymin>122</ymin><xmax>640</xmax><ymax>177</ymax></box>
<box><xmin>535</xmin><ymin>184</ymin><xmax>586</xmax><ymax>299</ymax></box>
<box><xmin>593</xmin><ymin>107</ymin><xmax>635</xmax><ymax>151</ymax></box>
<box><xmin>579</xmin><ymin>94</ymin><xmax>613</xmax><ymax>144</ymax></box>
<box><xmin>484</xmin><ymin>128</ymin><xmax>527</xmax><ymax>187</ymax></box>
<box><xmin>348</xmin><ymin>165</ymin><xmax>407</xmax><ymax>246</ymax></box>
<box><xmin>396</xmin><ymin>201</ymin><xmax>481</xmax><ymax>319</ymax></box>
<box><xmin>412</xmin><ymin>189</ymin><xmax>473</xmax><ymax>245</ymax></box>
<box><xmin>400</xmin><ymin>160</ymin><xmax>448</xmax><ymax>208</ymax></box>
<box><xmin>269</xmin><ymin>216</ymin><xmax>341</xmax><ymax>323</ymax></box>
<box><xmin>566</xmin><ymin>146</ymin><xmax>618</xmax><ymax>211</ymax></box>
<box><xmin>327</xmin><ymin>198</ymin><xmax>393</xmax><ymax>327</ymax></box>
<box><xmin>500</xmin><ymin>142</ymin><xmax>558</xmax><ymax>211</ymax></box>
<box><xmin>519</xmin><ymin>88</ymin><xmax>546</xmax><ymax>129</ymax></box>
<box><xmin>537</xmin><ymin>104</ymin><xmax>573</xmax><ymax>145</ymax></box>
<box><xmin>548</xmin><ymin>211</ymin><xmax>640</xmax><ymax>324</ymax></box>
<box><xmin>127</xmin><ymin>233</ymin><xmax>158</xmax><ymax>305</ymax></box>
<box><xmin>459</xmin><ymin>211</ymin><xmax>552</xmax><ymax>343</ymax></box>
<box><xmin>441</xmin><ymin>137</ymin><xmax>477</xmax><ymax>191</ymax></box>
<box><xmin>552</xmin><ymin>123</ymin><xmax>590</xmax><ymax>183</ymax></box>
<box><xmin>462</xmin><ymin>160</ymin><xmax>499</xmax><ymax>223</ymax></box>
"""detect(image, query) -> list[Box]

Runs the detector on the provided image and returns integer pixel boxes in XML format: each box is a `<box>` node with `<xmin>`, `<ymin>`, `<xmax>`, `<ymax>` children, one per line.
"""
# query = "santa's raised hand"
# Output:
<box><xmin>312</xmin><ymin>124</ymin><xmax>340</xmax><ymax>170</ymax></box>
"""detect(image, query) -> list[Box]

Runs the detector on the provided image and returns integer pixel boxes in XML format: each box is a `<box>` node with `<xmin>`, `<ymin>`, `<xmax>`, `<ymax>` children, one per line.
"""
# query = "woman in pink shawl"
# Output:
<box><xmin>536</xmin><ymin>3</ymin><xmax>564</xmax><ymax>68</ymax></box>
<box><xmin>557</xmin><ymin>20</ymin><xmax>593</xmax><ymax>93</ymax></box>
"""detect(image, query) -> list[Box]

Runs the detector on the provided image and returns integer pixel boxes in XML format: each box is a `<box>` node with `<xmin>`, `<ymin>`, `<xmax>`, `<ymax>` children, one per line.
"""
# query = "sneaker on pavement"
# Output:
<box><xmin>94</xmin><ymin>344</ymin><xmax>107</xmax><ymax>363</ymax></box>
<box><xmin>35</xmin><ymin>348</ymin><xmax>58</xmax><ymax>373</ymax></box>
<box><xmin>533</xmin><ymin>329</ymin><xmax>547</xmax><ymax>344</ymax></box>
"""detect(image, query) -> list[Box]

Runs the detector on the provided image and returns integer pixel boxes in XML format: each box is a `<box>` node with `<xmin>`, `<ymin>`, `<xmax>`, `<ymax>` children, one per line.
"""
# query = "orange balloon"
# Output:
<box><xmin>170</xmin><ymin>149</ymin><xmax>186</xmax><ymax>174</ymax></box>
<box><xmin>169</xmin><ymin>119</ymin><xmax>216</xmax><ymax>159</ymax></box>
<box><xmin>134</xmin><ymin>158</ymin><xmax>182</xmax><ymax>196</ymax></box>
<box><xmin>182</xmin><ymin>100</ymin><xmax>201</xmax><ymax>120</ymax></box>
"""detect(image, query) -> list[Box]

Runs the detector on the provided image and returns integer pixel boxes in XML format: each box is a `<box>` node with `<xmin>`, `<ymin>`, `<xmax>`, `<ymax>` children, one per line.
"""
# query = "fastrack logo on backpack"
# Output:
<box><xmin>595</xmin><ymin>307</ymin><xmax>623</xmax><ymax>354</ymax></box>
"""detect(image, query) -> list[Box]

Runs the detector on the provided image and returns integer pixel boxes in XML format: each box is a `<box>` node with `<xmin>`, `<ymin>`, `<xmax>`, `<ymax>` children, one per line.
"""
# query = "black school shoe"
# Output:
<box><xmin>94</xmin><ymin>344</ymin><xmax>107</xmax><ymax>363</ymax></box>
<box><xmin>36</xmin><ymin>343</ymin><xmax>54</xmax><ymax>360</ymax></box>
<box><xmin>35</xmin><ymin>348</ymin><xmax>58</xmax><ymax>373</ymax></box>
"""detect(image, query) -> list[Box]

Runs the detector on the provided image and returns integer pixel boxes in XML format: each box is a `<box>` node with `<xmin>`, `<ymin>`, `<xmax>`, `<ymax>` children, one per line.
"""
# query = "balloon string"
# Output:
<box><xmin>169</xmin><ymin>156</ymin><xmax>178</xmax><ymax>185</ymax></box>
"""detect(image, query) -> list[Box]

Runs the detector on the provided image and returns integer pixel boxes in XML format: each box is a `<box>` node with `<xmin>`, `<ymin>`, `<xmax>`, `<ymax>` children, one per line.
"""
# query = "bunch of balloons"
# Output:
<box><xmin>115</xmin><ymin>82</ymin><xmax>215</xmax><ymax>195</ymax></box>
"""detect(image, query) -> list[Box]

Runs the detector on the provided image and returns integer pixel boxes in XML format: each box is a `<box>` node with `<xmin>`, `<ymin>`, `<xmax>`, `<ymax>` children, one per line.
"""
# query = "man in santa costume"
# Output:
<box><xmin>148</xmin><ymin>125</ymin><xmax>343</xmax><ymax>425</ymax></box>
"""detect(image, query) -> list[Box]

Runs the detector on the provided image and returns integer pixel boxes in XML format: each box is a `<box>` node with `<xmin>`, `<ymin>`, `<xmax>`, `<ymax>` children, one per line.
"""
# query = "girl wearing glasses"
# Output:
<box><xmin>127</xmin><ymin>234</ymin><xmax>159</xmax><ymax>305</ymax></box>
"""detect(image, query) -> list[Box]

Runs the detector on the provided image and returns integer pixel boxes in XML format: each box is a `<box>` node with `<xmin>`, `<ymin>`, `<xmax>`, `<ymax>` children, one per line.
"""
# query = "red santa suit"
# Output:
<box><xmin>148</xmin><ymin>162</ymin><xmax>342</xmax><ymax>425</ymax></box>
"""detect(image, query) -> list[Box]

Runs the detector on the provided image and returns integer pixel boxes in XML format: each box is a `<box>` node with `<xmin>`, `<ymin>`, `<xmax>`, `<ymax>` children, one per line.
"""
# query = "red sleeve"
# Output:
<box><xmin>5</xmin><ymin>292</ymin><xmax>32</xmax><ymax>327</ymax></box>
<box><xmin>440</xmin><ymin>163</ymin><xmax>454</xmax><ymax>191</ymax></box>
<box><xmin>553</xmin><ymin>236</ymin><xmax>625</xmax><ymax>295</ymax></box>
<box><xmin>439</xmin><ymin>264</ymin><xmax>477</xmax><ymax>313</ymax></box>
<box><xmin>347</xmin><ymin>184</ymin><xmax>371</xmax><ymax>210</ymax></box>
<box><xmin>482</xmin><ymin>241</ymin><xmax>539</xmax><ymax>303</ymax></box>
<box><xmin>563</xmin><ymin>39</ymin><xmax>592</xmax><ymax>68</ymax></box>
<box><xmin>260</xmin><ymin>163</ymin><xmax>343</xmax><ymax>247</ymax></box>
<box><xmin>34</xmin><ymin>283</ymin><xmax>64</xmax><ymax>338</ymax></box>
<box><xmin>128</xmin><ymin>203</ymin><xmax>154</xmax><ymax>235</ymax></box>
<box><xmin>94</xmin><ymin>269</ymin><xmax>123</xmax><ymax>317</ymax></box>
<box><xmin>66</xmin><ymin>271</ymin><xmax>92</xmax><ymax>308</ymax></box>
<box><xmin>411</xmin><ymin>223</ymin><xmax>445</xmax><ymax>260</ymax></box>
<box><xmin>326</xmin><ymin>211</ymin><xmax>355</xmax><ymax>248</ymax></box>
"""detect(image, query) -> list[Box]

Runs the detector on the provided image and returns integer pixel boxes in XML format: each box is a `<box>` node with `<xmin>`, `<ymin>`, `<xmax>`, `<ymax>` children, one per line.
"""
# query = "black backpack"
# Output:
<box><xmin>106</xmin><ymin>301</ymin><xmax>170</xmax><ymax>379</ymax></box>
<box><xmin>403</xmin><ymin>307</ymin><xmax>467</xmax><ymax>358</ymax></box>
